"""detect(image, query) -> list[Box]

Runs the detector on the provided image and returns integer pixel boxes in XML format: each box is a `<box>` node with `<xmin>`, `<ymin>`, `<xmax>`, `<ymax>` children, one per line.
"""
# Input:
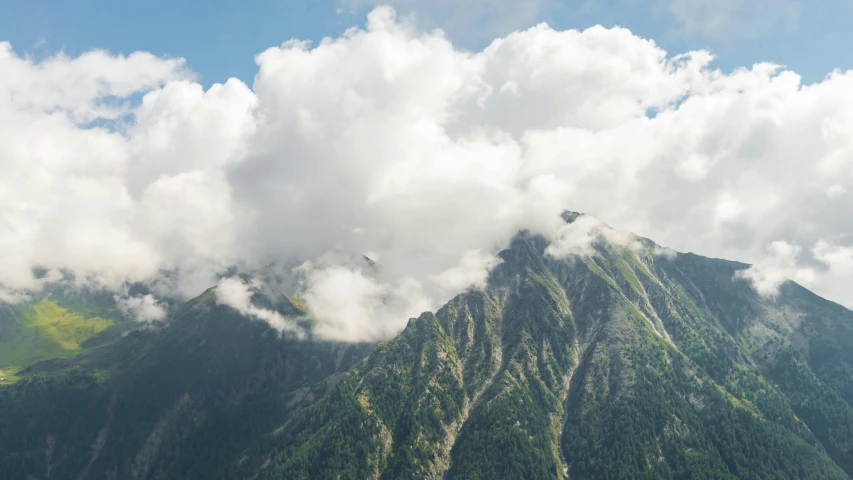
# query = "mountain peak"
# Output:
<box><xmin>2</xmin><ymin>226</ymin><xmax>853</xmax><ymax>479</ymax></box>
<box><xmin>560</xmin><ymin>210</ymin><xmax>584</xmax><ymax>224</ymax></box>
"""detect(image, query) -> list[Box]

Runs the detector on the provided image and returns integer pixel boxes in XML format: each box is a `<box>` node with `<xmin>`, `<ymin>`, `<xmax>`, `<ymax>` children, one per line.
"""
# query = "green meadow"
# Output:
<box><xmin>0</xmin><ymin>299</ymin><xmax>113</xmax><ymax>382</ymax></box>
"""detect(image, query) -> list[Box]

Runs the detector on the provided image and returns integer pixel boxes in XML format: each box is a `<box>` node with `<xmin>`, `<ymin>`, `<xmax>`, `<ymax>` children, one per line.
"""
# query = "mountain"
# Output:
<box><xmin>2</xmin><ymin>215</ymin><xmax>853</xmax><ymax>479</ymax></box>
<box><xmin>0</xmin><ymin>285</ymin><xmax>372</xmax><ymax>480</ymax></box>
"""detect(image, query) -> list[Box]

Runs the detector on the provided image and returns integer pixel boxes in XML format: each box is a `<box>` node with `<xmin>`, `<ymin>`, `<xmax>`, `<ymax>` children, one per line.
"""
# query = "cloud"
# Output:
<box><xmin>3</xmin><ymin>7</ymin><xmax>853</xmax><ymax>341</ymax></box>
<box><xmin>735</xmin><ymin>241</ymin><xmax>816</xmax><ymax>296</ymax></box>
<box><xmin>667</xmin><ymin>0</ymin><xmax>801</xmax><ymax>37</ymax></box>
<box><xmin>0</xmin><ymin>42</ymin><xmax>190</xmax><ymax>123</ymax></box>
<box><xmin>431</xmin><ymin>250</ymin><xmax>502</xmax><ymax>291</ymax></box>
<box><xmin>546</xmin><ymin>215</ymin><xmax>645</xmax><ymax>258</ymax></box>
<box><xmin>546</xmin><ymin>216</ymin><xmax>607</xmax><ymax>257</ymax></box>
<box><xmin>339</xmin><ymin>0</ymin><xmax>553</xmax><ymax>43</ymax></box>
<box><xmin>813</xmin><ymin>241</ymin><xmax>853</xmax><ymax>277</ymax></box>
<box><xmin>116</xmin><ymin>294</ymin><xmax>168</xmax><ymax>323</ymax></box>
<box><xmin>297</xmin><ymin>263</ymin><xmax>432</xmax><ymax>342</ymax></box>
<box><xmin>653</xmin><ymin>246</ymin><xmax>678</xmax><ymax>260</ymax></box>
<box><xmin>340</xmin><ymin>0</ymin><xmax>800</xmax><ymax>42</ymax></box>
<box><xmin>826</xmin><ymin>184</ymin><xmax>847</xmax><ymax>199</ymax></box>
<box><xmin>215</xmin><ymin>277</ymin><xmax>303</xmax><ymax>336</ymax></box>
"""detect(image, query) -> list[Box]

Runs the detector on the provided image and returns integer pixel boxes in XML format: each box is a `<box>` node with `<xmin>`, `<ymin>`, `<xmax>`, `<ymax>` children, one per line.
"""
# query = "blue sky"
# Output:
<box><xmin>1</xmin><ymin>0</ymin><xmax>851</xmax><ymax>87</ymax></box>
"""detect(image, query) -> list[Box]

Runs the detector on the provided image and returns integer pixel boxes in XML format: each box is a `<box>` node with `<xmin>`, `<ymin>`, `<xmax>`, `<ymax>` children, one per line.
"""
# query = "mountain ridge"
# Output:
<box><xmin>2</xmin><ymin>219</ymin><xmax>853</xmax><ymax>479</ymax></box>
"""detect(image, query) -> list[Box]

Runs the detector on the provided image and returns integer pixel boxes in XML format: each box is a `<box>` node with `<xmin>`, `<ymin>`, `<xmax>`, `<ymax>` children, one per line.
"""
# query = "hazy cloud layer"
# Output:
<box><xmin>667</xmin><ymin>0</ymin><xmax>801</xmax><ymax>37</ymax></box>
<box><xmin>340</xmin><ymin>0</ymin><xmax>553</xmax><ymax>42</ymax></box>
<box><xmin>342</xmin><ymin>0</ymin><xmax>802</xmax><ymax>41</ymax></box>
<box><xmin>2</xmin><ymin>7</ymin><xmax>853</xmax><ymax>341</ymax></box>
<box><xmin>215</xmin><ymin>277</ymin><xmax>303</xmax><ymax>336</ymax></box>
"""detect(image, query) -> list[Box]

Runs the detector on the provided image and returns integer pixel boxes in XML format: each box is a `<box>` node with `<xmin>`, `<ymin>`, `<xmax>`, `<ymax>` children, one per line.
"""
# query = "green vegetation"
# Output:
<box><xmin>284</xmin><ymin>293</ymin><xmax>309</xmax><ymax>314</ymax></box>
<box><xmin>0</xmin><ymin>368</ymin><xmax>19</xmax><ymax>384</ymax></box>
<box><xmin>2</xmin><ymin>223</ymin><xmax>853</xmax><ymax>479</ymax></box>
<box><xmin>0</xmin><ymin>299</ymin><xmax>113</xmax><ymax>378</ymax></box>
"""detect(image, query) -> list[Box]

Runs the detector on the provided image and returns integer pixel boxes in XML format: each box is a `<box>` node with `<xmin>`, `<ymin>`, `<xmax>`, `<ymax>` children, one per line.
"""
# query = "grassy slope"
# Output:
<box><xmin>0</xmin><ymin>293</ymin><xmax>374</xmax><ymax>480</ymax></box>
<box><xmin>0</xmin><ymin>299</ymin><xmax>113</xmax><ymax>381</ymax></box>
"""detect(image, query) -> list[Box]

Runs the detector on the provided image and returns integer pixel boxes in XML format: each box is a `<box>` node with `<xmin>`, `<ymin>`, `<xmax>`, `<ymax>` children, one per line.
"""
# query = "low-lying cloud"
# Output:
<box><xmin>738</xmin><ymin>240</ymin><xmax>853</xmax><ymax>299</ymax></box>
<box><xmin>546</xmin><ymin>216</ymin><xmax>647</xmax><ymax>258</ymax></box>
<box><xmin>735</xmin><ymin>241</ymin><xmax>816</xmax><ymax>297</ymax></box>
<box><xmin>2</xmin><ymin>7</ymin><xmax>853</xmax><ymax>341</ymax></box>
<box><xmin>215</xmin><ymin>277</ymin><xmax>304</xmax><ymax>336</ymax></box>
<box><xmin>116</xmin><ymin>294</ymin><xmax>168</xmax><ymax>323</ymax></box>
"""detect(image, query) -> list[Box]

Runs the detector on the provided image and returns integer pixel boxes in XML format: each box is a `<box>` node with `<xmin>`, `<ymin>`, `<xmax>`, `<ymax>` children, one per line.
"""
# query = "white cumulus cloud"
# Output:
<box><xmin>2</xmin><ymin>7</ymin><xmax>853</xmax><ymax>341</ymax></box>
